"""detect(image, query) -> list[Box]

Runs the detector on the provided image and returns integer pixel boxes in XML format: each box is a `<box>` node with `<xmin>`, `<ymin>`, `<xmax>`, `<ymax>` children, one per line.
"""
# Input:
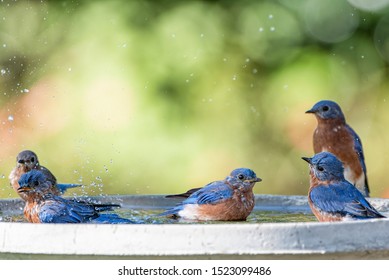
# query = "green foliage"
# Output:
<box><xmin>1</xmin><ymin>0</ymin><xmax>389</xmax><ymax>198</ymax></box>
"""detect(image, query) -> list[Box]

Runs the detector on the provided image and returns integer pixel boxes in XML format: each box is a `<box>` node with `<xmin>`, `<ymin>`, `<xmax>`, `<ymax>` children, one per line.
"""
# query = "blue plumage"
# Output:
<box><xmin>306</xmin><ymin>100</ymin><xmax>370</xmax><ymax>197</ymax></box>
<box><xmin>10</xmin><ymin>150</ymin><xmax>82</xmax><ymax>200</ymax></box>
<box><xmin>160</xmin><ymin>168</ymin><xmax>261</xmax><ymax>221</ymax></box>
<box><xmin>303</xmin><ymin>152</ymin><xmax>385</xmax><ymax>221</ymax></box>
<box><xmin>18</xmin><ymin>169</ymin><xmax>134</xmax><ymax>224</ymax></box>
<box><xmin>309</xmin><ymin>182</ymin><xmax>383</xmax><ymax>220</ymax></box>
<box><xmin>161</xmin><ymin>182</ymin><xmax>234</xmax><ymax>217</ymax></box>
<box><xmin>56</xmin><ymin>183</ymin><xmax>82</xmax><ymax>194</ymax></box>
<box><xmin>346</xmin><ymin>125</ymin><xmax>368</xmax><ymax>176</ymax></box>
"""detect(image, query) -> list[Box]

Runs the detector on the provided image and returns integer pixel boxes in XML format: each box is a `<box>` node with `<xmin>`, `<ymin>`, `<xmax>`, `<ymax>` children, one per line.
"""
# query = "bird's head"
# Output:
<box><xmin>16</xmin><ymin>150</ymin><xmax>39</xmax><ymax>170</ymax></box>
<box><xmin>227</xmin><ymin>168</ymin><xmax>262</xmax><ymax>189</ymax></box>
<box><xmin>302</xmin><ymin>152</ymin><xmax>345</xmax><ymax>182</ymax></box>
<box><xmin>306</xmin><ymin>100</ymin><xmax>345</xmax><ymax>121</ymax></box>
<box><xmin>17</xmin><ymin>169</ymin><xmax>49</xmax><ymax>194</ymax></box>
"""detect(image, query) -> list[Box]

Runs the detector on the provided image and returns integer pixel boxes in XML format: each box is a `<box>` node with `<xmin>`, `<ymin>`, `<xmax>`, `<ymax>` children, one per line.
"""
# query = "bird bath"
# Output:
<box><xmin>1</xmin><ymin>194</ymin><xmax>389</xmax><ymax>259</ymax></box>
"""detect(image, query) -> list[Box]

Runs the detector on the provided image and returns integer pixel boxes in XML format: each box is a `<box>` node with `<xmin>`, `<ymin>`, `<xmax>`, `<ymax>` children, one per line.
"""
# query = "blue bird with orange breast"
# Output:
<box><xmin>160</xmin><ymin>168</ymin><xmax>261</xmax><ymax>221</ymax></box>
<box><xmin>18</xmin><ymin>169</ymin><xmax>134</xmax><ymax>224</ymax></box>
<box><xmin>302</xmin><ymin>152</ymin><xmax>385</xmax><ymax>222</ymax></box>
<box><xmin>9</xmin><ymin>150</ymin><xmax>81</xmax><ymax>201</ymax></box>
<box><xmin>306</xmin><ymin>100</ymin><xmax>370</xmax><ymax>197</ymax></box>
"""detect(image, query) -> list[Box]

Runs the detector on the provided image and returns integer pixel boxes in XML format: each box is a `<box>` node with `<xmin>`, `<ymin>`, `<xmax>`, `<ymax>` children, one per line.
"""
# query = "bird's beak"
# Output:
<box><xmin>251</xmin><ymin>177</ymin><xmax>262</xmax><ymax>183</ymax></box>
<box><xmin>305</xmin><ymin>109</ymin><xmax>315</xmax><ymax>114</ymax></box>
<box><xmin>17</xmin><ymin>185</ymin><xmax>31</xmax><ymax>193</ymax></box>
<box><xmin>301</xmin><ymin>157</ymin><xmax>312</xmax><ymax>164</ymax></box>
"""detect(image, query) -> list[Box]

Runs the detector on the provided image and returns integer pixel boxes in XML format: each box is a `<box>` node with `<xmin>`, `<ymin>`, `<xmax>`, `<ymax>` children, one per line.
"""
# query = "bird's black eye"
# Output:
<box><xmin>317</xmin><ymin>166</ymin><xmax>324</xmax><ymax>172</ymax></box>
<box><xmin>238</xmin><ymin>174</ymin><xmax>245</xmax><ymax>180</ymax></box>
<box><xmin>33</xmin><ymin>180</ymin><xmax>39</xmax><ymax>186</ymax></box>
<box><xmin>322</xmin><ymin>106</ymin><xmax>329</xmax><ymax>112</ymax></box>
<box><xmin>31</xmin><ymin>157</ymin><xmax>35</xmax><ymax>163</ymax></box>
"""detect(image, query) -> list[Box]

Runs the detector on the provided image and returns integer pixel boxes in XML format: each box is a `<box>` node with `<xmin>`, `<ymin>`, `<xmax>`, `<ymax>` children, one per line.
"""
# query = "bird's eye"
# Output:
<box><xmin>317</xmin><ymin>166</ymin><xmax>324</xmax><ymax>172</ymax></box>
<box><xmin>322</xmin><ymin>106</ymin><xmax>329</xmax><ymax>112</ymax></box>
<box><xmin>238</xmin><ymin>174</ymin><xmax>245</xmax><ymax>180</ymax></box>
<box><xmin>31</xmin><ymin>157</ymin><xmax>35</xmax><ymax>163</ymax></box>
<box><xmin>33</xmin><ymin>181</ymin><xmax>39</xmax><ymax>186</ymax></box>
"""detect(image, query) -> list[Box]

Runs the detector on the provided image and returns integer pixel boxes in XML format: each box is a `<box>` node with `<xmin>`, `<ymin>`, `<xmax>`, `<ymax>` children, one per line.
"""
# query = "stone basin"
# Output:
<box><xmin>1</xmin><ymin>194</ymin><xmax>389</xmax><ymax>259</ymax></box>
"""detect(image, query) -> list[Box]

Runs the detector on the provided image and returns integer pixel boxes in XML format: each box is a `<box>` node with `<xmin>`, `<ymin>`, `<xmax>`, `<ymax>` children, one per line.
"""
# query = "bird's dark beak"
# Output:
<box><xmin>254</xmin><ymin>177</ymin><xmax>262</xmax><ymax>183</ymax></box>
<box><xmin>17</xmin><ymin>185</ymin><xmax>31</xmax><ymax>193</ymax></box>
<box><xmin>301</xmin><ymin>157</ymin><xmax>312</xmax><ymax>164</ymax></box>
<box><xmin>305</xmin><ymin>109</ymin><xmax>315</xmax><ymax>114</ymax></box>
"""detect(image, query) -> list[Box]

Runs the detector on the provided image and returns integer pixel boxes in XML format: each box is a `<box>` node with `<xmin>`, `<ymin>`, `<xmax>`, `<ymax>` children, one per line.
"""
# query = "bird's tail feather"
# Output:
<box><xmin>57</xmin><ymin>183</ymin><xmax>82</xmax><ymax>193</ymax></box>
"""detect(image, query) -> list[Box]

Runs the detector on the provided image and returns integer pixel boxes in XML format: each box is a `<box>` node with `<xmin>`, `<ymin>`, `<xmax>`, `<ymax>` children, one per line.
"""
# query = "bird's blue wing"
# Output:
<box><xmin>346</xmin><ymin>125</ymin><xmax>367</xmax><ymax>174</ymax></box>
<box><xmin>38</xmin><ymin>199</ymin><xmax>83</xmax><ymax>223</ymax></box>
<box><xmin>67</xmin><ymin>198</ymin><xmax>120</xmax><ymax>212</ymax></box>
<box><xmin>310</xmin><ymin>183</ymin><xmax>384</xmax><ymax>219</ymax></box>
<box><xmin>38</xmin><ymin>197</ymin><xmax>98</xmax><ymax>223</ymax></box>
<box><xmin>159</xmin><ymin>181</ymin><xmax>233</xmax><ymax>217</ymax></box>
<box><xmin>346</xmin><ymin>125</ymin><xmax>370</xmax><ymax>196</ymax></box>
<box><xmin>183</xmin><ymin>181</ymin><xmax>234</xmax><ymax>205</ymax></box>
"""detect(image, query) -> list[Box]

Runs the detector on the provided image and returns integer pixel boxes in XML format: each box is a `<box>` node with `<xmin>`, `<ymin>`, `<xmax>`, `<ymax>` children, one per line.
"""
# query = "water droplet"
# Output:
<box><xmin>21</xmin><ymin>88</ymin><xmax>29</xmax><ymax>93</ymax></box>
<box><xmin>361</xmin><ymin>55</ymin><xmax>365</xmax><ymax>59</ymax></box>
<box><xmin>0</xmin><ymin>69</ymin><xmax>6</xmax><ymax>75</ymax></box>
<box><xmin>252</xmin><ymin>68</ymin><xmax>258</xmax><ymax>74</ymax></box>
<box><xmin>2</xmin><ymin>44</ymin><xmax>6</xmax><ymax>48</ymax></box>
<box><xmin>232</xmin><ymin>74</ymin><xmax>237</xmax><ymax>81</ymax></box>
<box><xmin>200</xmin><ymin>33</ymin><xmax>204</xmax><ymax>37</ymax></box>
<box><xmin>8</xmin><ymin>115</ymin><xmax>14</xmax><ymax>121</ymax></box>
<box><xmin>283</xmin><ymin>84</ymin><xmax>289</xmax><ymax>90</ymax></box>
<box><xmin>270</xmin><ymin>26</ymin><xmax>275</xmax><ymax>32</ymax></box>
<box><xmin>258</xmin><ymin>27</ymin><xmax>264</xmax><ymax>32</ymax></box>
<box><xmin>68</xmin><ymin>67</ymin><xmax>72</xmax><ymax>72</ymax></box>
<box><xmin>268</xmin><ymin>14</ymin><xmax>273</xmax><ymax>19</ymax></box>
<box><xmin>171</xmin><ymin>33</ymin><xmax>176</xmax><ymax>38</ymax></box>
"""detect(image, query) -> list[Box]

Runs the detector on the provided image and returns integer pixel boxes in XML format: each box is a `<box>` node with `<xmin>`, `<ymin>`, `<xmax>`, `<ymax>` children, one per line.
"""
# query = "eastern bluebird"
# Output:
<box><xmin>160</xmin><ymin>168</ymin><xmax>261</xmax><ymax>221</ymax></box>
<box><xmin>302</xmin><ymin>152</ymin><xmax>385</xmax><ymax>222</ymax></box>
<box><xmin>306</xmin><ymin>100</ymin><xmax>370</xmax><ymax>197</ymax></box>
<box><xmin>18</xmin><ymin>169</ymin><xmax>134</xmax><ymax>224</ymax></box>
<box><xmin>9</xmin><ymin>150</ymin><xmax>81</xmax><ymax>200</ymax></box>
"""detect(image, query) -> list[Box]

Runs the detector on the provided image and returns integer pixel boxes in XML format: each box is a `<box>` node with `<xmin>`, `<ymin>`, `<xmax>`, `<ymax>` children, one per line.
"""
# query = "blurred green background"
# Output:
<box><xmin>1</xmin><ymin>0</ymin><xmax>389</xmax><ymax>199</ymax></box>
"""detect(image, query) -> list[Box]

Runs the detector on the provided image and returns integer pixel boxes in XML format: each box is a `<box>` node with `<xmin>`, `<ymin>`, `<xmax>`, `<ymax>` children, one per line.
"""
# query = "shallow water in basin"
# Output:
<box><xmin>121</xmin><ymin>209</ymin><xmax>317</xmax><ymax>224</ymax></box>
<box><xmin>0</xmin><ymin>208</ymin><xmax>317</xmax><ymax>224</ymax></box>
